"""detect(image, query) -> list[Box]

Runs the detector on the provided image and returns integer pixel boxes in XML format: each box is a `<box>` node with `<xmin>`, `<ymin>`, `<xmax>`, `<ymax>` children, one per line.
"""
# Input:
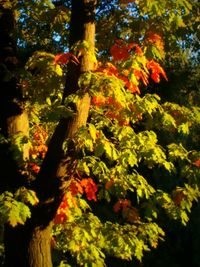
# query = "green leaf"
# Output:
<box><xmin>8</xmin><ymin>201</ymin><xmax>31</xmax><ymax>227</ymax></box>
<box><xmin>83</xmin><ymin>162</ymin><xmax>90</xmax><ymax>176</ymax></box>
<box><xmin>0</xmin><ymin>191</ymin><xmax>32</xmax><ymax>227</ymax></box>
<box><xmin>88</xmin><ymin>123</ymin><xmax>97</xmax><ymax>142</ymax></box>
<box><xmin>55</xmin><ymin>64</ymin><xmax>63</xmax><ymax>76</ymax></box>
<box><xmin>14</xmin><ymin>187</ymin><xmax>39</xmax><ymax>206</ymax></box>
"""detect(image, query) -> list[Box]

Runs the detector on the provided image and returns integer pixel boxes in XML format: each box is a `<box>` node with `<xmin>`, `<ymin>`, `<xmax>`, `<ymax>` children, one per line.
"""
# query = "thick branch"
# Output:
<box><xmin>33</xmin><ymin>0</ymin><xmax>97</xmax><ymax>222</ymax></box>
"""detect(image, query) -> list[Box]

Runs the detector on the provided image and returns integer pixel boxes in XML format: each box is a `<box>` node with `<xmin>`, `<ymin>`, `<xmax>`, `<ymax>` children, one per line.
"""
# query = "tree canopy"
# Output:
<box><xmin>0</xmin><ymin>0</ymin><xmax>199</xmax><ymax>267</ymax></box>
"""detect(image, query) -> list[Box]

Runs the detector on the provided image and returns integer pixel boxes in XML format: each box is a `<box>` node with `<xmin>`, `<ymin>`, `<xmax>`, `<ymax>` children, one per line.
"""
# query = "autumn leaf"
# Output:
<box><xmin>147</xmin><ymin>60</ymin><xmax>168</xmax><ymax>83</ymax></box>
<box><xmin>105</xmin><ymin>179</ymin><xmax>114</xmax><ymax>190</ymax></box>
<box><xmin>69</xmin><ymin>180</ymin><xmax>84</xmax><ymax>195</ymax></box>
<box><xmin>54</xmin><ymin>193</ymin><xmax>77</xmax><ymax>224</ymax></box>
<box><xmin>54</xmin><ymin>52</ymin><xmax>79</xmax><ymax>65</ymax></box>
<box><xmin>193</xmin><ymin>159</ymin><xmax>200</xmax><ymax>168</ymax></box>
<box><xmin>113</xmin><ymin>199</ymin><xmax>131</xmax><ymax>213</ymax></box>
<box><xmin>91</xmin><ymin>96</ymin><xmax>106</xmax><ymax>106</ymax></box>
<box><xmin>110</xmin><ymin>40</ymin><xmax>131</xmax><ymax>61</ymax></box>
<box><xmin>97</xmin><ymin>62</ymin><xmax>119</xmax><ymax>76</ymax></box>
<box><xmin>80</xmin><ymin>178</ymin><xmax>98</xmax><ymax>201</ymax></box>
<box><xmin>145</xmin><ymin>32</ymin><xmax>164</xmax><ymax>52</ymax></box>
<box><xmin>28</xmin><ymin>162</ymin><xmax>40</xmax><ymax>174</ymax></box>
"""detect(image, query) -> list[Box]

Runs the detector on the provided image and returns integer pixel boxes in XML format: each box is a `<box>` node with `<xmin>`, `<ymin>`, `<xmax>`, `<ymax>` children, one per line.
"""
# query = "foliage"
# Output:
<box><xmin>50</xmin><ymin>39</ymin><xmax>199</xmax><ymax>265</ymax></box>
<box><xmin>0</xmin><ymin>188</ymin><xmax>38</xmax><ymax>227</ymax></box>
<box><xmin>0</xmin><ymin>0</ymin><xmax>199</xmax><ymax>266</ymax></box>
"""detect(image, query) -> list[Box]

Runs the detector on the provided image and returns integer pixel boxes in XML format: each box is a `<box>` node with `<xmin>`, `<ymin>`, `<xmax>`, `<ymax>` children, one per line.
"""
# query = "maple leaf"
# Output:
<box><xmin>30</xmin><ymin>126</ymin><xmax>48</xmax><ymax>160</ymax></box>
<box><xmin>97</xmin><ymin>62</ymin><xmax>141</xmax><ymax>94</ymax></box>
<box><xmin>97</xmin><ymin>62</ymin><xmax>119</xmax><ymax>76</ymax></box>
<box><xmin>105</xmin><ymin>111</ymin><xmax>119</xmax><ymax>120</ymax></box>
<box><xmin>80</xmin><ymin>178</ymin><xmax>98</xmax><ymax>201</ymax></box>
<box><xmin>145</xmin><ymin>31</ymin><xmax>164</xmax><ymax>51</ymax></box>
<box><xmin>113</xmin><ymin>200</ymin><xmax>121</xmax><ymax>213</ymax></box>
<box><xmin>133</xmin><ymin>69</ymin><xmax>149</xmax><ymax>86</ymax></box>
<box><xmin>54</xmin><ymin>193</ymin><xmax>78</xmax><ymax>224</ymax></box>
<box><xmin>193</xmin><ymin>159</ymin><xmax>200</xmax><ymax>168</ymax></box>
<box><xmin>123</xmin><ymin>206</ymin><xmax>140</xmax><ymax>223</ymax></box>
<box><xmin>54</xmin><ymin>213</ymin><xmax>68</xmax><ymax>224</ymax></box>
<box><xmin>28</xmin><ymin>162</ymin><xmax>40</xmax><ymax>174</ymax></box>
<box><xmin>113</xmin><ymin>199</ymin><xmax>131</xmax><ymax>213</ymax></box>
<box><xmin>119</xmin><ymin>119</ymin><xmax>130</xmax><ymax>126</ymax></box>
<box><xmin>110</xmin><ymin>40</ymin><xmax>131</xmax><ymax>61</ymax></box>
<box><xmin>54</xmin><ymin>52</ymin><xmax>79</xmax><ymax>65</ymax></box>
<box><xmin>173</xmin><ymin>190</ymin><xmax>185</xmax><ymax>206</ymax></box>
<box><xmin>91</xmin><ymin>96</ymin><xmax>106</xmax><ymax>106</ymax></box>
<box><xmin>69</xmin><ymin>180</ymin><xmax>84</xmax><ymax>195</ymax></box>
<box><xmin>134</xmin><ymin>44</ymin><xmax>143</xmax><ymax>56</ymax></box>
<box><xmin>105</xmin><ymin>179</ymin><xmax>114</xmax><ymax>190</ymax></box>
<box><xmin>126</xmin><ymin>80</ymin><xmax>140</xmax><ymax>94</ymax></box>
<box><xmin>147</xmin><ymin>60</ymin><xmax>168</xmax><ymax>83</ymax></box>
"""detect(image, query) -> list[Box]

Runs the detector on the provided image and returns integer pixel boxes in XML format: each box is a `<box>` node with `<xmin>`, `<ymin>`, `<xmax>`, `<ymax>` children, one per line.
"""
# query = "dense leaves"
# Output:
<box><xmin>0</xmin><ymin>0</ymin><xmax>199</xmax><ymax>266</ymax></box>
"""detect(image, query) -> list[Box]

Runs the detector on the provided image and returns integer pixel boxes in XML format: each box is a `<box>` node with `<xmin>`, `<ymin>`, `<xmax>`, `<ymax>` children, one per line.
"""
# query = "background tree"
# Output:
<box><xmin>0</xmin><ymin>0</ymin><xmax>199</xmax><ymax>267</ymax></box>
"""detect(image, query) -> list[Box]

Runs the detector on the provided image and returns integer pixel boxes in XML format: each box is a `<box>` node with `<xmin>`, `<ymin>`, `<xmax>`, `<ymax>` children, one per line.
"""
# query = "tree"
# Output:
<box><xmin>0</xmin><ymin>0</ymin><xmax>199</xmax><ymax>267</ymax></box>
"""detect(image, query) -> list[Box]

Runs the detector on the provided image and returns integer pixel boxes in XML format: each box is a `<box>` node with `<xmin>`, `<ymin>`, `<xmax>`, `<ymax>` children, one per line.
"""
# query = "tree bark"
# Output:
<box><xmin>0</xmin><ymin>5</ymin><xmax>29</xmax><ymax>144</ymax></box>
<box><xmin>1</xmin><ymin>1</ymin><xmax>97</xmax><ymax>266</ymax></box>
<box><xmin>28</xmin><ymin>224</ymin><xmax>53</xmax><ymax>267</ymax></box>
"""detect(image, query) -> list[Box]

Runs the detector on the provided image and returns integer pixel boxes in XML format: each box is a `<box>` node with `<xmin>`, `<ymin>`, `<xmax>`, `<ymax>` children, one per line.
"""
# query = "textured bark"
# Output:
<box><xmin>0</xmin><ymin>5</ymin><xmax>29</xmax><ymax>162</ymax></box>
<box><xmin>2</xmin><ymin>1</ymin><xmax>97</xmax><ymax>267</ymax></box>
<box><xmin>28</xmin><ymin>224</ymin><xmax>53</xmax><ymax>267</ymax></box>
<box><xmin>0</xmin><ymin>6</ymin><xmax>29</xmax><ymax>145</ymax></box>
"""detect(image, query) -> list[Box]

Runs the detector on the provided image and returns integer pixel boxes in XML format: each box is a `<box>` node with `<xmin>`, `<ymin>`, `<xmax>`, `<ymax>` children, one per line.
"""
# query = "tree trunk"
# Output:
<box><xmin>0</xmin><ymin>5</ymin><xmax>30</xmax><ymax>267</ymax></box>
<box><xmin>28</xmin><ymin>224</ymin><xmax>53</xmax><ymax>267</ymax></box>
<box><xmin>1</xmin><ymin>1</ymin><xmax>97</xmax><ymax>266</ymax></box>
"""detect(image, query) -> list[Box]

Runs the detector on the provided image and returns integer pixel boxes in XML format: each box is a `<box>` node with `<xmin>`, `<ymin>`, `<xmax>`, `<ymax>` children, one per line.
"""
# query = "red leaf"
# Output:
<box><xmin>194</xmin><ymin>159</ymin><xmax>200</xmax><ymax>168</ymax></box>
<box><xmin>145</xmin><ymin>32</ymin><xmax>164</xmax><ymax>51</ymax></box>
<box><xmin>151</xmin><ymin>72</ymin><xmax>160</xmax><ymax>83</ymax></box>
<box><xmin>126</xmin><ymin>81</ymin><xmax>140</xmax><ymax>94</ymax></box>
<box><xmin>29</xmin><ymin>162</ymin><xmax>40</xmax><ymax>174</ymax></box>
<box><xmin>91</xmin><ymin>96</ymin><xmax>106</xmax><ymax>106</ymax></box>
<box><xmin>54</xmin><ymin>213</ymin><xmax>68</xmax><ymax>224</ymax></box>
<box><xmin>147</xmin><ymin>60</ymin><xmax>168</xmax><ymax>82</ymax></box>
<box><xmin>134</xmin><ymin>44</ymin><xmax>143</xmax><ymax>56</ymax></box>
<box><xmin>69</xmin><ymin>180</ymin><xmax>84</xmax><ymax>195</ymax></box>
<box><xmin>54</xmin><ymin>195</ymin><xmax>69</xmax><ymax>224</ymax></box>
<box><xmin>133</xmin><ymin>69</ymin><xmax>149</xmax><ymax>86</ymax></box>
<box><xmin>97</xmin><ymin>62</ymin><xmax>119</xmax><ymax>76</ymax></box>
<box><xmin>54</xmin><ymin>52</ymin><xmax>79</xmax><ymax>65</ymax></box>
<box><xmin>113</xmin><ymin>199</ymin><xmax>131</xmax><ymax>213</ymax></box>
<box><xmin>105</xmin><ymin>179</ymin><xmax>114</xmax><ymax>190</ymax></box>
<box><xmin>110</xmin><ymin>42</ymin><xmax>131</xmax><ymax>61</ymax></box>
<box><xmin>80</xmin><ymin>178</ymin><xmax>98</xmax><ymax>201</ymax></box>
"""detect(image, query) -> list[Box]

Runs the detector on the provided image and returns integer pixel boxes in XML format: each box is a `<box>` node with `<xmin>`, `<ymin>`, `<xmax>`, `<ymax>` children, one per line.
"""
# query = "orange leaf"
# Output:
<box><xmin>147</xmin><ymin>60</ymin><xmax>168</xmax><ymax>82</ymax></box>
<box><xmin>110</xmin><ymin>42</ymin><xmax>130</xmax><ymax>61</ymax></box>
<box><xmin>69</xmin><ymin>180</ymin><xmax>84</xmax><ymax>195</ymax></box>
<box><xmin>113</xmin><ymin>199</ymin><xmax>131</xmax><ymax>213</ymax></box>
<box><xmin>151</xmin><ymin>72</ymin><xmax>160</xmax><ymax>83</ymax></box>
<box><xmin>145</xmin><ymin>31</ymin><xmax>164</xmax><ymax>51</ymax></box>
<box><xmin>91</xmin><ymin>96</ymin><xmax>106</xmax><ymax>106</ymax></box>
<box><xmin>54</xmin><ymin>52</ymin><xmax>79</xmax><ymax>65</ymax></box>
<box><xmin>54</xmin><ymin>213</ymin><xmax>68</xmax><ymax>224</ymax></box>
<box><xmin>80</xmin><ymin>178</ymin><xmax>98</xmax><ymax>201</ymax></box>
<box><xmin>105</xmin><ymin>179</ymin><xmax>114</xmax><ymax>190</ymax></box>
<box><xmin>194</xmin><ymin>159</ymin><xmax>200</xmax><ymax>168</ymax></box>
<box><xmin>29</xmin><ymin>162</ymin><xmax>40</xmax><ymax>174</ymax></box>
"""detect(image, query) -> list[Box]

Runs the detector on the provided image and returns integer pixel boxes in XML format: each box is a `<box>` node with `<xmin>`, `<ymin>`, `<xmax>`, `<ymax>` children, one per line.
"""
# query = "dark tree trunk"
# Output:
<box><xmin>1</xmin><ymin>1</ymin><xmax>97</xmax><ymax>266</ymax></box>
